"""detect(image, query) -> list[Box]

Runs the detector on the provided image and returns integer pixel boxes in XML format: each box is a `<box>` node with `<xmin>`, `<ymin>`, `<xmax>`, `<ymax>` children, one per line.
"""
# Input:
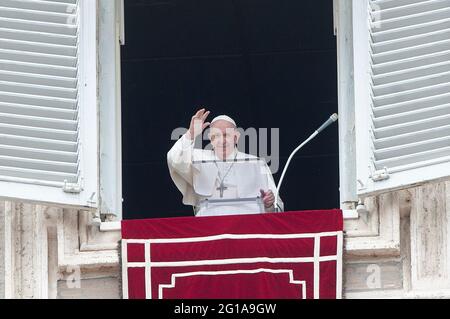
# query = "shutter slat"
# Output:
<box><xmin>0</xmin><ymin>91</ymin><xmax>76</xmax><ymax>109</ymax></box>
<box><xmin>0</xmin><ymin>59</ymin><xmax>77</xmax><ymax>78</ymax></box>
<box><xmin>0</xmin><ymin>48</ymin><xmax>77</xmax><ymax>67</ymax></box>
<box><xmin>374</xmin><ymin>113</ymin><xmax>450</xmax><ymax>139</ymax></box>
<box><xmin>0</xmin><ymin>17</ymin><xmax>77</xmax><ymax>35</ymax></box>
<box><xmin>0</xmin><ymin>38</ymin><xmax>77</xmax><ymax>56</ymax></box>
<box><xmin>53</xmin><ymin>0</ymin><xmax>77</xmax><ymax>3</ymax></box>
<box><xmin>374</xmin><ymin>135</ymin><xmax>450</xmax><ymax>160</ymax></box>
<box><xmin>373</xmin><ymin>50</ymin><xmax>450</xmax><ymax>75</ymax></box>
<box><xmin>0</xmin><ymin>166</ymin><xmax>78</xmax><ymax>183</ymax></box>
<box><xmin>0</xmin><ymin>112</ymin><xmax>78</xmax><ymax>131</ymax></box>
<box><xmin>0</xmin><ymin>122</ymin><xmax>77</xmax><ymax>141</ymax></box>
<box><xmin>0</xmin><ymin>80</ymin><xmax>77</xmax><ymax>99</ymax></box>
<box><xmin>372</xmin><ymin>28</ymin><xmax>450</xmax><ymax>54</ymax></box>
<box><xmin>374</xmin><ymin>146</ymin><xmax>450</xmax><ymax>169</ymax></box>
<box><xmin>374</xmin><ymin>123</ymin><xmax>450</xmax><ymax>149</ymax></box>
<box><xmin>0</xmin><ymin>27</ymin><xmax>77</xmax><ymax>46</ymax></box>
<box><xmin>373</xmin><ymin>92</ymin><xmax>450</xmax><ymax>117</ymax></box>
<box><xmin>0</xmin><ymin>6</ymin><xmax>77</xmax><ymax>25</ymax></box>
<box><xmin>370</xmin><ymin>6</ymin><xmax>450</xmax><ymax>32</ymax></box>
<box><xmin>372</xmin><ymin>0</ymin><xmax>450</xmax><ymax>21</ymax></box>
<box><xmin>0</xmin><ymin>144</ymin><xmax>77</xmax><ymax>163</ymax></box>
<box><xmin>0</xmin><ymin>101</ymin><xmax>77</xmax><ymax>120</ymax></box>
<box><xmin>0</xmin><ymin>69</ymin><xmax>77</xmax><ymax>88</ymax></box>
<box><xmin>372</xmin><ymin>17</ymin><xmax>450</xmax><ymax>43</ymax></box>
<box><xmin>373</xmin><ymin>81</ymin><xmax>450</xmax><ymax>107</ymax></box>
<box><xmin>0</xmin><ymin>0</ymin><xmax>77</xmax><ymax>14</ymax></box>
<box><xmin>374</xmin><ymin>103</ymin><xmax>450</xmax><ymax>127</ymax></box>
<box><xmin>0</xmin><ymin>155</ymin><xmax>78</xmax><ymax>173</ymax></box>
<box><xmin>0</xmin><ymin>133</ymin><xmax>77</xmax><ymax>152</ymax></box>
<box><xmin>371</xmin><ymin>0</ymin><xmax>432</xmax><ymax>10</ymax></box>
<box><xmin>372</xmin><ymin>38</ymin><xmax>450</xmax><ymax>64</ymax></box>
<box><xmin>372</xmin><ymin>71</ymin><xmax>450</xmax><ymax>96</ymax></box>
<box><xmin>373</xmin><ymin>60</ymin><xmax>450</xmax><ymax>85</ymax></box>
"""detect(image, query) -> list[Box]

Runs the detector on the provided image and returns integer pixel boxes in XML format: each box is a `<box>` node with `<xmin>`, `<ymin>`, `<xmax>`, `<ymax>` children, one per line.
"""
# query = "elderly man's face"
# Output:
<box><xmin>209</xmin><ymin>120</ymin><xmax>240</xmax><ymax>159</ymax></box>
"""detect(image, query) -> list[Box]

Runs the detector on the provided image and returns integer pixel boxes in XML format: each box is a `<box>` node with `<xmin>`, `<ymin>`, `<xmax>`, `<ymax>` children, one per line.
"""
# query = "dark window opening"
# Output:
<box><xmin>121</xmin><ymin>0</ymin><xmax>339</xmax><ymax>219</ymax></box>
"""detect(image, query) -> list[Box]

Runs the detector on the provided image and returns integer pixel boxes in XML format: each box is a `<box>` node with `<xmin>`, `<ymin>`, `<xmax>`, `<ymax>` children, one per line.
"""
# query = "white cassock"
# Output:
<box><xmin>167</xmin><ymin>134</ymin><xmax>283</xmax><ymax>217</ymax></box>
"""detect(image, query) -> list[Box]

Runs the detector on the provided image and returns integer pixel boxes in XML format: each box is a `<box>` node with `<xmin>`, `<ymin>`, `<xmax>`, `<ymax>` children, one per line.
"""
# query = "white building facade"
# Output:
<box><xmin>1</xmin><ymin>0</ymin><xmax>450</xmax><ymax>298</ymax></box>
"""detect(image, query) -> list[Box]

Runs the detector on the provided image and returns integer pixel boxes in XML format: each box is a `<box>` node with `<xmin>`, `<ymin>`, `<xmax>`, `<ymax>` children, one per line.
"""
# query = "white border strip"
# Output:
<box><xmin>144</xmin><ymin>242</ymin><xmax>151</xmax><ymax>299</ymax></box>
<box><xmin>122</xmin><ymin>231</ymin><xmax>343</xmax><ymax>299</ymax></box>
<box><xmin>158</xmin><ymin>269</ymin><xmax>307</xmax><ymax>299</ymax></box>
<box><xmin>125</xmin><ymin>231</ymin><xmax>340</xmax><ymax>244</ymax></box>
<box><xmin>314</xmin><ymin>235</ymin><xmax>320</xmax><ymax>299</ymax></box>
<box><xmin>127</xmin><ymin>255</ymin><xmax>337</xmax><ymax>268</ymax></box>
<box><xmin>121</xmin><ymin>239</ymin><xmax>129</xmax><ymax>299</ymax></box>
<box><xmin>336</xmin><ymin>231</ymin><xmax>343</xmax><ymax>299</ymax></box>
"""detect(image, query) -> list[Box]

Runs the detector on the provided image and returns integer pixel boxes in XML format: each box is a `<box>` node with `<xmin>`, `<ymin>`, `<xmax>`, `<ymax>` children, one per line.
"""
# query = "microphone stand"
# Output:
<box><xmin>274</xmin><ymin>114</ymin><xmax>338</xmax><ymax>212</ymax></box>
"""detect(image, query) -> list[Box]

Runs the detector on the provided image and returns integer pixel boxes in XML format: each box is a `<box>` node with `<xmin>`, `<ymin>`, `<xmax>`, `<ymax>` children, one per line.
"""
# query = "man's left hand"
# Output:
<box><xmin>260</xmin><ymin>189</ymin><xmax>275</xmax><ymax>208</ymax></box>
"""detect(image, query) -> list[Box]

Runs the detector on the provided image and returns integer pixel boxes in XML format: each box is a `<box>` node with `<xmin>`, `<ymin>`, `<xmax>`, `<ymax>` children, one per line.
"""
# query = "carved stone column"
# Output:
<box><xmin>0</xmin><ymin>201</ymin><xmax>50</xmax><ymax>298</ymax></box>
<box><xmin>0</xmin><ymin>200</ymin><xmax>121</xmax><ymax>299</ymax></box>
<box><xmin>410</xmin><ymin>181</ymin><xmax>450</xmax><ymax>292</ymax></box>
<box><xmin>0</xmin><ymin>201</ymin><xmax>6</xmax><ymax>298</ymax></box>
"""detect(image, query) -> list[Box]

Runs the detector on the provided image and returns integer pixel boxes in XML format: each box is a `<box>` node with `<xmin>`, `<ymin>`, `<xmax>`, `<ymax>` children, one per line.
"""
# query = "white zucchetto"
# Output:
<box><xmin>210</xmin><ymin>115</ymin><xmax>237</xmax><ymax>127</ymax></box>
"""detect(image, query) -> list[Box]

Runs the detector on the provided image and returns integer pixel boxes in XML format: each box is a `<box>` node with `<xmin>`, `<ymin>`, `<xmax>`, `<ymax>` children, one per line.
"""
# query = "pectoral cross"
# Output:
<box><xmin>217</xmin><ymin>182</ymin><xmax>228</xmax><ymax>198</ymax></box>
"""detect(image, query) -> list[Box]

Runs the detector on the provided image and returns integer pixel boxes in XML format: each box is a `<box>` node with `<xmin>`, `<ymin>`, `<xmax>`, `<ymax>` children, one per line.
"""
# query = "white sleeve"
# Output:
<box><xmin>167</xmin><ymin>133</ymin><xmax>195</xmax><ymax>186</ymax></box>
<box><xmin>264</xmin><ymin>162</ymin><xmax>284</xmax><ymax>213</ymax></box>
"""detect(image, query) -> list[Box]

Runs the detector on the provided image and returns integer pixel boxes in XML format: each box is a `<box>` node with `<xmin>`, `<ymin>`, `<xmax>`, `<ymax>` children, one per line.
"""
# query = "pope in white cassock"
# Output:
<box><xmin>167</xmin><ymin>108</ymin><xmax>283</xmax><ymax>217</ymax></box>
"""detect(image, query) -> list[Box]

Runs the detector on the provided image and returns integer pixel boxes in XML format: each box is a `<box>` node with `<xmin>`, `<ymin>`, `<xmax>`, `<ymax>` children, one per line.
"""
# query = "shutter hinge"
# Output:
<box><xmin>370</xmin><ymin>167</ymin><xmax>390</xmax><ymax>182</ymax></box>
<box><xmin>63</xmin><ymin>180</ymin><xmax>82</xmax><ymax>194</ymax></box>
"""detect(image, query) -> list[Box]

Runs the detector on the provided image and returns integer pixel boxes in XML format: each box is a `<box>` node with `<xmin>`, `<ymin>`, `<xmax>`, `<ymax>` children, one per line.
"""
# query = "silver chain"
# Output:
<box><xmin>213</xmin><ymin>152</ymin><xmax>238</xmax><ymax>186</ymax></box>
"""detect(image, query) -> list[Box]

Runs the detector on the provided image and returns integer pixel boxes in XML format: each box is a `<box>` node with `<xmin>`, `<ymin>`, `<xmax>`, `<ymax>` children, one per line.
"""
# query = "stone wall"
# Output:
<box><xmin>0</xmin><ymin>203</ymin><xmax>4</xmax><ymax>298</ymax></box>
<box><xmin>1</xmin><ymin>181</ymin><xmax>449</xmax><ymax>298</ymax></box>
<box><xmin>0</xmin><ymin>201</ymin><xmax>121</xmax><ymax>299</ymax></box>
<box><xmin>57</xmin><ymin>267</ymin><xmax>120</xmax><ymax>299</ymax></box>
<box><xmin>343</xmin><ymin>181</ymin><xmax>450</xmax><ymax>298</ymax></box>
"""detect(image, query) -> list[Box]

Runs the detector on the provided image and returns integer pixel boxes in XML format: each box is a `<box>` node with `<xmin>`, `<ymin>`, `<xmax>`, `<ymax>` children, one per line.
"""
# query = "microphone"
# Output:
<box><xmin>316</xmin><ymin>113</ymin><xmax>339</xmax><ymax>134</ymax></box>
<box><xmin>274</xmin><ymin>113</ymin><xmax>339</xmax><ymax>212</ymax></box>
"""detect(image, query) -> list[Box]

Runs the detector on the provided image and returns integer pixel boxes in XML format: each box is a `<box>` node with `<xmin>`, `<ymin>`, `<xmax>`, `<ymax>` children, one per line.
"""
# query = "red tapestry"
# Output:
<box><xmin>121</xmin><ymin>210</ymin><xmax>343</xmax><ymax>299</ymax></box>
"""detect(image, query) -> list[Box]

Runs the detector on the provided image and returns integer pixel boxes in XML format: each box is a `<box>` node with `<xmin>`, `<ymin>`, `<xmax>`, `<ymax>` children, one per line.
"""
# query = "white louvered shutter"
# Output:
<box><xmin>0</xmin><ymin>0</ymin><xmax>98</xmax><ymax>207</ymax></box>
<box><xmin>354</xmin><ymin>0</ymin><xmax>450</xmax><ymax>196</ymax></box>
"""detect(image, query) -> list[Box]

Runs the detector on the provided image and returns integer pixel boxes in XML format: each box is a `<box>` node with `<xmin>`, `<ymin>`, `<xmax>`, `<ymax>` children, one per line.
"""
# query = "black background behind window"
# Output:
<box><xmin>121</xmin><ymin>0</ymin><xmax>339</xmax><ymax>219</ymax></box>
